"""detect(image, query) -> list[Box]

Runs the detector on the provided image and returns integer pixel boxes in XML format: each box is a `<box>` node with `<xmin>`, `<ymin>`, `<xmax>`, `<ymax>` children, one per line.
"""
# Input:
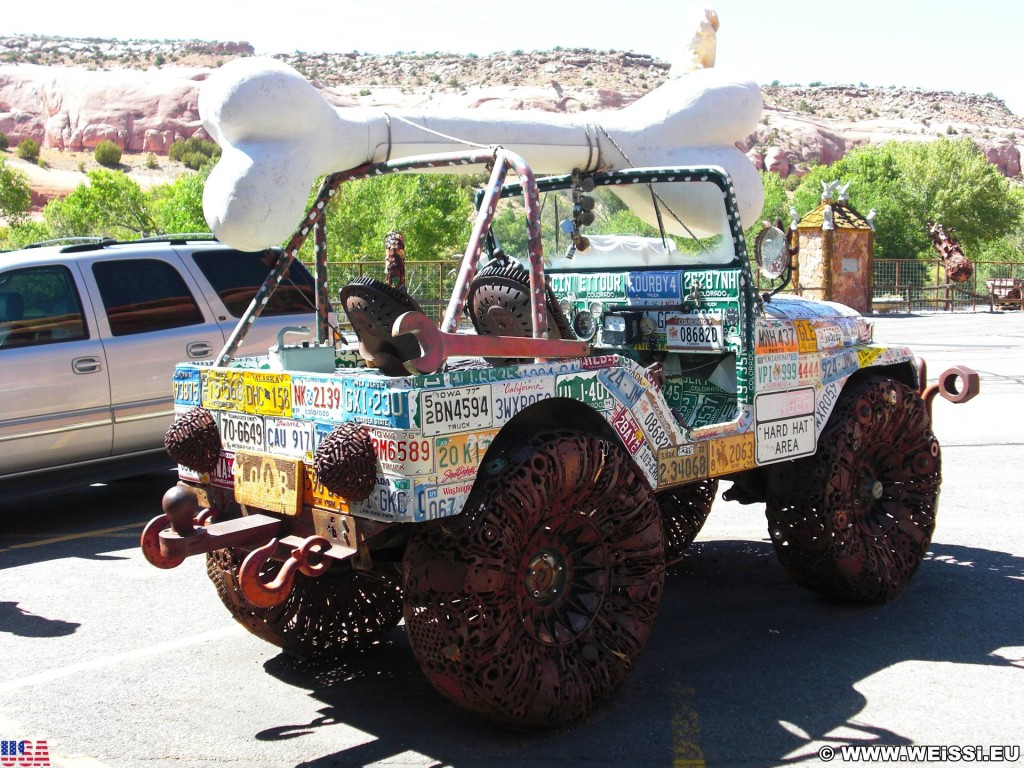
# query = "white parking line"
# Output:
<box><xmin>0</xmin><ymin>626</ymin><xmax>241</xmax><ymax>694</ymax></box>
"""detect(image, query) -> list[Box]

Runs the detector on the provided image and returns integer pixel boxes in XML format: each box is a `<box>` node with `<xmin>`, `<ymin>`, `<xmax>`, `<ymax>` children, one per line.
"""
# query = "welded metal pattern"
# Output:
<box><xmin>402</xmin><ymin>431</ymin><xmax>665</xmax><ymax>728</ymax></box>
<box><xmin>657</xmin><ymin>479</ymin><xmax>719</xmax><ymax>565</ymax></box>
<box><xmin>313</xmin><ymin>422</ymin><xmax>376</xmax><ymax>501</ymax></box>
<box><xmin>207</xmin><ymin>548</ymin><xmax>403</xmax><ymax>662</ymax></box>
<box><xmin>468</xmin><ymin>261</ymin><xmax>574</xmax><ymax>366</ymax></box>
<box><xmin>163</xmin><ymin>406</ymin><xmax>220</xmax><ymax>474</ymax></box>
<box><xmin>340</xmin><ymin>276</ymin><xmax>423</xmax><ymax>376</ymax></box>
<box><xmin>765</xmin><ymin>376</ymin><xmax>941</xmax><ymax>603</ymax></box>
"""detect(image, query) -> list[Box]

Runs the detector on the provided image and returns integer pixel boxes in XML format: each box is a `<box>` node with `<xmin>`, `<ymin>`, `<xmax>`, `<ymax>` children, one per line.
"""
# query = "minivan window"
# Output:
<box><xmin>0</xmin><ymin>265</ymin><xmax>89</xmax><ymax>349</ymax></box>
<box><xmin>93</xmin><ymin>259</ymin><xmax>203</xmax><ymax>336</ymax></box>
<box><xmin>191</xmin><ymin>249</ymin><xmax>317</xmax><ymax>318</ymax></box>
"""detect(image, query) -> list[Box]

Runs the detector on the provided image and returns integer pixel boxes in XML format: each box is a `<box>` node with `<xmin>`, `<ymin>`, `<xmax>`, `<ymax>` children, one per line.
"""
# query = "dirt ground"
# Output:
<box><xmin>3</xmin><ymin>147</ymin><xmax>182</xmax><ymax>210</ymax></box>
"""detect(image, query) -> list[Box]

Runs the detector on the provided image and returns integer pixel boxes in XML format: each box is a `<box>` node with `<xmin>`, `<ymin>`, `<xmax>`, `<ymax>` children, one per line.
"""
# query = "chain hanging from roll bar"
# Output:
<box><xmin>560</xmin><ymin>170</ymin><xmax>596</xmax><ymax>259</ymax></box>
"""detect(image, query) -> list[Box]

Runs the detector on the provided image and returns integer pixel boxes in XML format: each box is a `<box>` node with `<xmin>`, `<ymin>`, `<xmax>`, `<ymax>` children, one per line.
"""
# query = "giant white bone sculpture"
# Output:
<box><xmin>200</xmin><ymin>52</ymin><xmax>763</xmax><ymax>252</ymax></box>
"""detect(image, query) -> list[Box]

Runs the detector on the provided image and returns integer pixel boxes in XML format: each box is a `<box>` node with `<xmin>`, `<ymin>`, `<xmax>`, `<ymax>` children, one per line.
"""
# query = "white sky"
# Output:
<box><xmin>6</xmin><ymin>0</ymin><xmax>1023</xmax><ymax>117</ymax></box>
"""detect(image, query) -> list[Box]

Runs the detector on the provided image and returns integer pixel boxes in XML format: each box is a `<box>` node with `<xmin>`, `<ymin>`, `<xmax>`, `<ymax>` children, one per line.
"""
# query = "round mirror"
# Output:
<box><xmin>754</xmin><ymin>225</ymin><xmax>789</xmax><ymax>280</ymax></box>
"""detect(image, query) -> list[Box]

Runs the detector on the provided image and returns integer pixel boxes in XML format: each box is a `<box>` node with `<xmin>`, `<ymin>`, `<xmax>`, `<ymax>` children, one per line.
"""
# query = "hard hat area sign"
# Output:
<box><xmin>756</xmin><ymin>414</ymin><xmax>815</xmax><ymax>463</ymax></box>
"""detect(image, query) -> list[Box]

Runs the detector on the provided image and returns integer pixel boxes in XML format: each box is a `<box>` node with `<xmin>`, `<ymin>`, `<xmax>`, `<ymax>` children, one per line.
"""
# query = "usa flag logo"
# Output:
<box><xmin>0</xmin><ymin>739</ymin><xmax>50</xmax><ymax>766</ymax></box>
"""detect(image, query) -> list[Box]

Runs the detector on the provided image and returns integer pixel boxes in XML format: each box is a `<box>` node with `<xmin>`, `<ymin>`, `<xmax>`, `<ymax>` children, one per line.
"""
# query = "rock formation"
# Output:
<box><xmin>0</xmin><ymin>35</ymin><xmax>1021</xmax><ymax>181</ymax></box>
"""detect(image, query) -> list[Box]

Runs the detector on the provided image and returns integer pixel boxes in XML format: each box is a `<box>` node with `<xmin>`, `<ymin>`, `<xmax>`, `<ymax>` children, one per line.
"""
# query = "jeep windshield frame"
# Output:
<box><xmin>477</xmin><ymin>165</ymin><xmax>749</xmax><ymax>269</ymax></box>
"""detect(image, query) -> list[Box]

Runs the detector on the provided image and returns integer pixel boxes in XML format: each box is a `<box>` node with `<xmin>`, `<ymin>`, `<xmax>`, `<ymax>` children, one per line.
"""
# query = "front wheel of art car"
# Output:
<box><xmin>657</xmin><ymin>479</ymin><xmax>718</xmax><ymax>565</ymax></box>
<box><xmin>765</xmin><ymin>376</ymin><xmax>941</xmax><ymax>603</ymax></box>
<box><xmin>402</xmin><ymin>430</ymin><xmax>666</xmax><ymax>729</ymax></box>
<box><xmin>206</xmin><ymin>548</ymin><xmax>403</xmax><ymax>663</ymax></box>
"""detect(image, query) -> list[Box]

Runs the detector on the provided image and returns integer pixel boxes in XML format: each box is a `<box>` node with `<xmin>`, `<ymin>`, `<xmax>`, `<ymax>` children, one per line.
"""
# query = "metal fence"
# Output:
<box><xmin>319</xmin><ymin>258</ymin><xmax>1024</xmax><ymax>327</ymax></box>
<box><xmin>321</xmin><ymin>259</ymin><xmax>460</xmax><ymax>326</ymax></box>
<box><xmin>869</xmin><ymin>259</ymin><xmax>1024</xmax><ymax>312</ymax></box>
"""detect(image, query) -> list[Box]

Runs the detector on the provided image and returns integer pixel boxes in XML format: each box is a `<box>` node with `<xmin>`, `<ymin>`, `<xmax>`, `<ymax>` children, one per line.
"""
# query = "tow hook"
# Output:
<box><xmin>238</xmin><ymin>535</ymin><xmax>333</xmax><ymax>608</ymax></box>
<box><xmin>140</xmin><ymin>484</ymin><xmax>283</xmax><ymax>569</ymax></box>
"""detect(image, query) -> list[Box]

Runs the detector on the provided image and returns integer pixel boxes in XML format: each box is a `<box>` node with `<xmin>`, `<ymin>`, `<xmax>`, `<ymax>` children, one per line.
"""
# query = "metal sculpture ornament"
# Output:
<box><xmin>198</xmin><ymin>25</ymin><xmax>764</xmax><ymax>252</ymax></box>
<box><xmin>929</xmin><ymin>221</ymin><xmax>974</xmax><ymax>284</ymax></box>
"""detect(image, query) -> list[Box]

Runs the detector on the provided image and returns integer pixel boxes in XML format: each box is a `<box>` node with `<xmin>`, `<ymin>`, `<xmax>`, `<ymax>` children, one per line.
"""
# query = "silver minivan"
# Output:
<box><xmin>0</xmin><ymin>236</ymin><xmax>328</xmax><ymax>497</ymax></box>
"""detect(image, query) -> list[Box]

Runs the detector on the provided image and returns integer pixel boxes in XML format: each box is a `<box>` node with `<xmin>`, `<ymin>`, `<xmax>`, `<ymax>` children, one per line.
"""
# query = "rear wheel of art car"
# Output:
<box><xmin>402</xmin><ymin>430</ymin><xmax>665</xmax><ymax>729</ymax></box>
<box><xmin>765</xmin><ymin>376</ymin><xmax>941</xmax><ymax>603</ymax></box>
<box><xmin>206</xmin><ymin>548</ymin><xmax>403</xmax><ymax>662</ymax></box>
<box><xmin>657</xmin><ymin>479</ymin><xmax>718</xmax><ymax>565</ymax></box>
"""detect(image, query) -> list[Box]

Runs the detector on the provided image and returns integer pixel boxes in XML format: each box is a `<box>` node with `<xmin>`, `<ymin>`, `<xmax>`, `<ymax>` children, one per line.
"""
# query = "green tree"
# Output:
<box><xmin>44</xmin><ymin>169</ymin><xmax>156</xmax><ymax>239</ymax></box>
<box><xmin>0</xmin><ymin>156</ymin><xmax>32</xmax><ymax>225</ymax></box>
<box><xmin>93</xmin><ymin>140</ymin><xmax>122</xmax><ymax>168</ymax></box>
<box><xmin>0</xmin><ymin>132</ymin><xmax>9</xmax><ymax>151</ymax></box>
<box><xmin>16</xmin><ymin>138</ymin><xmax>40</xmax><ymax>163</ymax></box>
<box><xmin>323</xmin><ymin>174</ymin><xmax>472</xmax><ymax>262</ymax></box>
<box><xmin>0</xmin><ymin>219</ymin><xmax>52</xmax><ymax>251</ymax></box>
<box><xmin>148</xmin><ymin>164</ymin><xmax>211</xmax><ymax>234</ymax></box>
<box><xmin>791</xmin><ymin>138</ymin><xmax>1023</xmax><ymax>260</ymax></box>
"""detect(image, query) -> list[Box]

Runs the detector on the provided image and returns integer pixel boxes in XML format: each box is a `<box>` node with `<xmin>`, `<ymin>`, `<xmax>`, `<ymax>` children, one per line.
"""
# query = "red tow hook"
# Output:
<box><xmin>140</xmin><ymin>485</ymin><xmax>283</xmax><ymax>569</ymax></box>
<box><xmin>917</xmin><ymin>360</ymin><xmax>981</xmax><ymax>416</ymax></box>
<box><xmin>238</xmin><ymin>535</ymin><xmax>333</xmax><ymax>608</ymax></box>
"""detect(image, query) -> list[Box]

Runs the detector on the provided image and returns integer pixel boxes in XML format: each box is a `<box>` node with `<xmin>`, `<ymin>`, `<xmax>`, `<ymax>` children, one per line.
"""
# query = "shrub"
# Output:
<box><xmin>145</xmin><ymin>152</ymin><xmax>158</xmax><ymax>169</ymax></box>
<box><xmin>0</xmin><ymin>132</ymin><xmax>8</xmax><ymax>151</ymax></box>
<box><xmin>94</xmin><ymin>140</ymin><xmax>122</xmax><ymax>167</ymax></box>
<box><xmin>16</xmin><ymin>138</ymin><xmax>40</xmax><ymax>162</ymax></box>
<box><xmin>168</xmin><ymin>136</ymin><xmax>220</xmax><ymax>166</ymax></box>
<box><xmin>180</xmin><ymin>151</ymin><xmax>210</xmax><ymax>170</ymax></box>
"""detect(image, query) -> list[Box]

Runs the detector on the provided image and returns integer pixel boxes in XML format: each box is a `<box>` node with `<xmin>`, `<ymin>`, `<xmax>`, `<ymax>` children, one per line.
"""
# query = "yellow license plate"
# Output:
<box><xmin>234</xmin><ymin>450</ymin><xmax>304</xmax><ymax>515</ymax></box>
<box><xmin>242</xmin><ymin>371</ymin><xmax>292</xmax><ymax>417</ymax></box>
<box><xmin>708</xmin><ymin>433</ymin><xmax>756</xmax><ymax>476</ymax></box>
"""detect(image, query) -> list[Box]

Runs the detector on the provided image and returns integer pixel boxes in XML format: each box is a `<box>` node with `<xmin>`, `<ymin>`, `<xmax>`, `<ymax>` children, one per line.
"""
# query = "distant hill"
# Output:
<box><xmin>1</xmin><ymin>33</ymin><xmax>1021</xmax><ymax>206</ymax></box>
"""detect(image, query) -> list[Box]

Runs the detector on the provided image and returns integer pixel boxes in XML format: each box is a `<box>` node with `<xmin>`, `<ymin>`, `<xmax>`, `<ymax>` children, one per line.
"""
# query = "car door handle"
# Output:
<box><xmin>187</xmin><ymin>341</ymin><xmax>214</xmax><ymax>359</ymax></box>
<box><xmin>72</xmin><ymin>356</ymin><xmax>104</xmax><ymax>374</ymax></box>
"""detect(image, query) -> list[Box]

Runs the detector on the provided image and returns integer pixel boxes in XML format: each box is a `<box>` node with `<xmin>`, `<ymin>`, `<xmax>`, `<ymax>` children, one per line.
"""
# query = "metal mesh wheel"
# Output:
<box><xmin>765</xmin><ymin>376</ymin><xmax>941</xmax><ymax>603</ymax></box>
<box><xmin>402</xmin><ymin>430</ymin><xmax>664</xmax><ymax>729</ymax></box>
<box><xmin>657</xmin><ymin>479</ymin><xmax>718</xmax><ymax>565</ymax></box>
<box><xmin>206</xmin><ymin>548</ymin><xmax>403</xmax><ymax>662</ymax></box>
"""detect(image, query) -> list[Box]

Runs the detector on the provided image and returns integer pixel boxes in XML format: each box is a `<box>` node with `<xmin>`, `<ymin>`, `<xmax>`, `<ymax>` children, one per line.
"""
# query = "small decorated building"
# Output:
<box><xmin>794</xmin><ymin>181</ymin><xmax>875</xmax><ymax>314</ymax></box>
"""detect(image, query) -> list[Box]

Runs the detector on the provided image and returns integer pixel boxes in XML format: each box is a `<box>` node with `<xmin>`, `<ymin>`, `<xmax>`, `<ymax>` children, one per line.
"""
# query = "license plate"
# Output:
<box><xmin>172</xmin><ymin>367</ymin><xmax>202</xmax><ymax>406</ymax></box>
<box><xmin>234</xmin><ymin>450</ymin><xmax>304</xmax><ymax>515</ymax></box>
<box><xmin>242</xmin><ymin>372</ymin><xmax>292</xmax><ymax>417</ymax></box>
<box><xmin>434</xmin><ymin>429</ymin><xmax>497</xmax><ymax>484</ymax></box>
<box><xmin>665</xmin><ymin>314</ymin><xmax>724</xmax><ymax>351</ymax></box>
<box><xmin>708</xmin><ymin>433</ymin><xmax>756</xmax><ymax>475</ymax></box>
<box><xmin>220</xmin><ymin>411</ymin><xmax>265</xmax><ymax>453</ymax></box>
<box><xmin>342</xmin><ymin>379</ymin><xmax>412</xmax><ymax>429</ymax></box>
<box><xmin>657</xmin><ymin>443</ymin><xmax>709</xmax><ymax>488</ymax></box>
<box><xmin>292</xmin><ymin>375</ymin><xmax>345</xmax><ymax>421</ymax></box>
<box><xmin>202</xmin><ymin>369</ymin><xmax>245</xmax><ymax>411</ymax></box>
<box><xmin>265</xmin><ymin>417</ymin><xmax>315</xmax><ymax>460</ymax></box>
<box><xmin>556</xmin><ymin>372</ymin><xmax>615</xmax><ymax>411</ymax></box>
<box><xmin>419</xmin><ymin>385</ymin><xmax>492</xmax><ymax>437</ymax></box>
<box><xmin>368</xmin><ymin>429</ymin><xmax>436</xmax><ymax>476</ymax></box>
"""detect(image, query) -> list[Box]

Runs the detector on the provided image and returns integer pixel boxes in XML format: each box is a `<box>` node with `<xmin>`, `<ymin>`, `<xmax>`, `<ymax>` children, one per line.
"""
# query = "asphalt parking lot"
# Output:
<box><xmin>1</xmin><ymin>309</ymin><xmax>1022</xmax><ymax>768</ymax></box>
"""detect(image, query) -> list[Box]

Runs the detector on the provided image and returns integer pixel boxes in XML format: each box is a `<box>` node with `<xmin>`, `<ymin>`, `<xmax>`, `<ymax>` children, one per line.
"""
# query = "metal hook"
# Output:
<box><xmin>139</xmin><ymin>514</ymin><xmax>187</xmax><ymax>570</ymax></box>
<box><xmin>238</xmin><ymin>536</ymin><xmax>333</xmax><ymax>608</ymax></box>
